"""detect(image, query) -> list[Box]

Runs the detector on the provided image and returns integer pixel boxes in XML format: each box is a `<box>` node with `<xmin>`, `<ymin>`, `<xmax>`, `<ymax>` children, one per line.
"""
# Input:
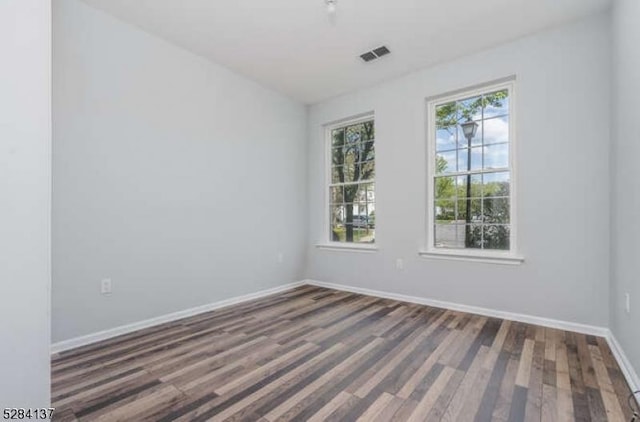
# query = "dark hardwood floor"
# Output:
<box><xmin>51</xmin><ymin>286</ymin><xmax>635</xmax><ymax>421</ymax></box>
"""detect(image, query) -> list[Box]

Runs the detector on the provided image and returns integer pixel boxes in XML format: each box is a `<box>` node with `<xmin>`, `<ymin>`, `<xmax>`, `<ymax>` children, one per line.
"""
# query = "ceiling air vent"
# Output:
<box><xmin>360</xmin><ymin>45</ymin><xmax>391</xmax><ymax>63</ymax></box>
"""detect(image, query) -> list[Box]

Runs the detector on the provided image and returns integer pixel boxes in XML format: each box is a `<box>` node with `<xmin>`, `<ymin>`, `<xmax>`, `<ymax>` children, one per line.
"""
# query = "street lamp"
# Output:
<box><xmin>460</xmin><ymin>119</ymin><xmax>478</xmax><ymax>247</ymax></box>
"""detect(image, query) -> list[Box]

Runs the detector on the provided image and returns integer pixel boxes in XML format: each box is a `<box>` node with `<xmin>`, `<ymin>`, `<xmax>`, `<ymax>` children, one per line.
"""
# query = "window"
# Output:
<box><xmin>327</xmin><ymin>116</ymin><xmax>375</xmax><ymax>245</ymax></box>
<box><xmin>426</xmin><ymin>80</ymin><xmax>517</xmax><ymax>259</ymax></box>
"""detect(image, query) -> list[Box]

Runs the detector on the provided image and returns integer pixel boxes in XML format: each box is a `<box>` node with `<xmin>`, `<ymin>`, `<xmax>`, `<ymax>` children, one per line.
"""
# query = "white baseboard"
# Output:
<box><xmin>606</xmin><ymin>331</ymin><xmax>640</xmax><ymax>395</ymax></box>
<box><xmin>304</xmin><ymin>279</ymin><xmax>609</xmax><ymax>337</ymax></box>
<box><xmin>51</xmin><ymin>281</ymin><xmax>305</xmax><ymax>354</ymax></box>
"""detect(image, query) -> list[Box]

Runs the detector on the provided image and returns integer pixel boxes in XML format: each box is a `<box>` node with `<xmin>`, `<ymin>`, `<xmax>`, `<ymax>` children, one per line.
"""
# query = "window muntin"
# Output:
<box><xmin>328</xmin><ymin>118</ymin><xmax>375</xmax><ymax>244</ymax></box>
<box><xmin>430</xmin><ymin>85</ymin><xmax>513</xmax><ymax>252</ymax></box>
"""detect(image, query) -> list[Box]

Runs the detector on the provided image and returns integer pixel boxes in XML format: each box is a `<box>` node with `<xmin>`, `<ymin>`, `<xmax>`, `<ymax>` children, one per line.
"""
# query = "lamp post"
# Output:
<box><xmin>460</xmin><ymin>119</ymin><xmax>479</xmax><ymax>247</ymax></box>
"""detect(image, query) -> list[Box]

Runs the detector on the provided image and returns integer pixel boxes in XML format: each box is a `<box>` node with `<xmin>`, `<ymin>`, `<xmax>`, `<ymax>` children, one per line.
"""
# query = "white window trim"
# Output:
<box><xmin>316</xmin><ymin>112</ymin><xmax>379</xmax><ymax>252</ymax></box>
<box><xmin>421</xmin><ymin>78</ymin><xmax>524</xmax><ymax>265</ymax></box>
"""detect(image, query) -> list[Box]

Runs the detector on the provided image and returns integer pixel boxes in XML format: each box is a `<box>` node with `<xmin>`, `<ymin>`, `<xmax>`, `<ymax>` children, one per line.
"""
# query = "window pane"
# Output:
<box><xmin>354</xmin><ymin>183</ymin><xmax>375</xmax><ymax>202</ymax></box>
<box><xmin>330</xmin><ymin>186</ymin><xmax>344</xmax><ymax>204</ymax></box>
<box><xmin>482</xmin><ymin>172</ymin><xmax>510</xmax><ymax>197</ymax></box>
<box><xmin>457</xmin><ymin>121</ymin><xmax>482</xmax><ymax>147</ymax></box>
<box><xmin>361</xmin><ymin>121</ymin><xmax>375</xmax><ymax>141</ymax></box>
<box><xmin>331</xmin><ymin>128</ymin><xmax>345</xmax><ymax>147</ymax></box>
<box><xmin>331</xmin><ymin>146</ymin><xmax>345</xmax><ymax>166</ymax></box>
<box><xmin>332</xmin><ymin>224</ymin><xmax>375</xmax><ymax>244</ymax></box>
<box><xmin>435</xmin><ymin>223</ymin><xmax>465</xmax><ymax>248</ymax></box>
<box><xmin>344</xmin><ymin>145</ymin><xmax>357</xmax><ymax>167</ymax></box>
<box><xmin>359</xmin><ymin>160</ymin><xmax>375</xmax><ymax>181</ymax></box>
<box><xmin>483</xmin><ymin>90</ymin><xmax>509</xmax><ymax>119</ymax></box>
<box><xmin>359</xmin><ymin>141</ymin><xmax>375</xmax><ymax>162</ymax></box>
<box><xmin>436</xmin><ymin>127</ymin><xmax>457</xmax><ymax>151</ymax></box>
<box><xmin>330</xmin><ymin>204</ymin><xmax>345</xmax><ymax>226</ymax></box>
<box><xmin>483</xmin><ymin>143</ymin><xmax>509</xmax><ymax>170</ymax></box>
<box><xmin>332</xmin><ymin>165</ymin><xmax>354</xmax><ymax>184</ymax></box>
<box><xmin>456</xmin><ymin>174</ymin><xmax>482</xmax><ymax>198</ymax></box>
<box><xmin>465</xmin><ymin>224</ymin><xmax>484</xmax><ymax>249</ymax></box>
<box><xmin>346</xmin><ymin>125</ymin><xmax>363</xmax><ymax>144</ymax></box>
<box><xmin>435</xmin><ymin>199</ymin><xmax>456</xmax><ymax>222</ymax></box>
<box><xmin>458</xmin><ymin>147</ymin><xmax>483</xmax><ymax>171</ymax></box>
<box><xmin>458</xmin><ymin>95</ymin><xmax>483</xmax><ymax>121</ymax></box>
<box><xmin>483</xmin><ymin>116</ymin><xmax>509</xmax><ymax>145</ymax></box>
<box><xmin>456</xmin><ymin>198</ymin><xmax>482</xmax><ymax>222</ymax></box>
<box><xmin>435</xmin><ymin>176</ymin><xmax>456</xmax><ymax>200</ymax></box>
<box><xmin>483</xmin><ymin>197</ymin><xmax>510</xmax><ymax>224</ymax></box>
<box><xmin>436</xmin><ymin>102</ymin><xmax>458</xmax><ymax>130</ymax></box>
<box><xmin>436</xmin><ymin>151</ymin><xmax>456</xmax><ymax>174</ymax></box>
<box><xmin>483</xmin><ymin>225</ymin><xmax>510</xmax><ymax>250</ymax></box>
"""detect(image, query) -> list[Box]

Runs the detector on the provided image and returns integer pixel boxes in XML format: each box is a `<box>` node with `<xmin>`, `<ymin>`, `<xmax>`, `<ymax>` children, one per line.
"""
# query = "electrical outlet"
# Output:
<box><xmin>277</xmin><ymin>252</ymin><xmax>284</xmax><ymax>264</ymax></box>
<box><xmin>625</xmin><ymin>293</ymin><xmax>631</xmax><ymax>313</ymax></box>
<box><xmin>101</xmin><ymin>278</ymin><xmax>112</xmax><ymax>295</ymax></box>
<box><xmin>395</xmin><ymin>259</ymin><xmax>404</xmax><ymax>270</ymax></box>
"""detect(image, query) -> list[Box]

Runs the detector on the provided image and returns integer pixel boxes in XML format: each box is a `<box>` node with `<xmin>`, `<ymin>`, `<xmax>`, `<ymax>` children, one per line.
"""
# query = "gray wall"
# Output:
<box><xmin>52</xmin><ymin>0</ymin><xmax>307</xmax><ymax>342</ymax></box>
<box><xmin>0</xmin><ymin>0</ymin><xmax>51</xmax><ymax>407</ymax></box>
<box><xmin>306</xmin><ymin>14</ymin><xmax>612</xmax><ymax>328</ymax></box>
<box><xmin>611</xmin><ymin>0</ymin><xmax>640</xmax><ymax>385</ymax></box>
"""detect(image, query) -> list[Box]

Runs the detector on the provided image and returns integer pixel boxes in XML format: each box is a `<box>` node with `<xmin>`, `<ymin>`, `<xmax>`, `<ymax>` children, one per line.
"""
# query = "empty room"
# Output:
<box><xmin>2</xmin><ymin>0</ymin><xmax>640</xmax><ymax>420</ymax></box>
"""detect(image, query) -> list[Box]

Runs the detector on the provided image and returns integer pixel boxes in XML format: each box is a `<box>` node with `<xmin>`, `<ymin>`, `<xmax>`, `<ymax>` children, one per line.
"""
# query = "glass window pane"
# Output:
<box><xmin>456</xmin><ymin>174</ymin><xmax>482</xmax><ymax>198</ymax></box>
<box><xmin>483</xmin><ymin>197</ymin><xmax>510</xmax><ymax>224</ymax></box>
<box><xmin>436</xmin><ymin>127</ymin><xmax>457</xmax><ymax>151</ymax></box>
<box><xmin>331</xmin><ymin>166</ymin><xmax>344</xmax><ymax>184</ymax></box>
<box><xmin>361</xmin><ymin>121</ymin><xmax>375</xmax><ymax>141</ymax></box>
<box><xmin>483</xmin><ymin>143</ymin><xmax>509</xmax><ymax>170</ymax></box>
<box><xmin>330</xmin><ymin>204</ymin><xmax>345</xmax><ymax>226</ymax></box>
<box><xmin>470</xmin><ymin>147</ymin><xmax>482</xmax><ymax>171</ymax></box>
<box><xmin>457</xmin><ymin>148</ymin><xmax>467</xmax><ymax>173</ymax></box>
<box><xmin>332</xmin><ymin>146</ymin><xmax>345</xmax><ymax>166</ymax></box>
<box><xmin>456</xmin><ymin>198</ymin><xmax>482</xmax><ymax>222</ymax></box>
<box><xmin>483</xmin><ymin>116</ymin><xmax>509</xmax><ymax>145</ymax></box>
<box><xmin>354</xmin><ymin>183</ymin><xmax>375</xmax><ymax>202</ymax></box>
<box><xmin>483</xmin><ymin>90</ymin><xmax>509</xmax><ymax>119</ymax></box>
<box><xmin>457</xmin><ymin>121</ymin><xmax>482</xmax><ymax>147</ymax></box>
<box><xmin>435</xmin><ymin>223</ymin><xmax>465</xmax><ymax>249</ymax></box>
<box><xmin>436</xmin><ymin>151</ymin><xmax>456</xmax><ymax>174</ymax></box>
<box><xmin>346</xmin><ymin>125</ymin><xmax>363</xmax><ymax>144</ymax></box>
<box><xmin>483</xmin><ymin>225</ymin><xmax>510</xmax><ymax>250</ymax></box>
<box><xmin>344</xmin><ymin>145</ymin><xmax>357</xmax><ymax>167</ymax></box>
<box><xmin>465</xmin><ymin>224</ymin><xmax>484</xmax><ymax>249</ymax></box>
<box><xmin>435</xmin><ymin>176</ymin><xmax>456</xmax><ymax>200</ymax></box>
<box><xmin>332</xmin><ymin>128</ymin><xmax>345</xmax><ymax>147</ymax></box>
<box><xmin>482</xmin><ymin>172</ymin><xmax>510</xmax><ymax>197</ymax></box>
<box><xmin>458</xmin><ymin>96</ymin><xmax>483</xmax><ymax>121</ymax></box>
<box><xmin>358</xmin><ymin>160</ymin><xmax>375</xmax><ymax>181</ymax></box>
<box><xmin>435</xmin><ymin>199</ymin><xmax>456</xmax><ymax>222</ymax></box>
<box><xmin>359</xmin><ymin>141</ymin><xmax>375</xmax><ymax>162</ymax></box>
<box><xmin>436</xmin><ymin>102</ymin><xmax>458</xmax><ymax>130</ymax></box>
<box><xmin>330</xmin><ymin>186</ymin><xmax>344</xmax><ymax>204</ymax></box>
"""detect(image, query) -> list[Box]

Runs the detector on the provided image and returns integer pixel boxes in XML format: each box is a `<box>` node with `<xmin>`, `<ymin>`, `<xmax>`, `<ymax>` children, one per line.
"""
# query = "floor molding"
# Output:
<box><xmin>304</xmin><ymin>279</ymin><xmax>609</xmax><ymax>337</ymax></box>
<box><xmin>51</xmin><ymin>281</ymin><xmax>305</xmax><ymax>354</ymax></box>
<box><xmin>607</xmin><ymin>331</ymin><xmax>640</xmax><ymax>397</ymax></box>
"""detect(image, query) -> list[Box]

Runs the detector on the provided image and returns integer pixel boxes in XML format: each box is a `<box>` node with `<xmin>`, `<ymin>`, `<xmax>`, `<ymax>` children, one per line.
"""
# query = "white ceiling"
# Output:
<box><xmin>80</xmin><ymin>0</ymin><xmax>610</xmax><ymax>104</ymax></box>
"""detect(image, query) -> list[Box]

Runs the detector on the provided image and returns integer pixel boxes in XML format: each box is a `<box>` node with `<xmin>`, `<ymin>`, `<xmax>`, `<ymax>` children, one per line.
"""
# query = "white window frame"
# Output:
<box><xmin>421</xmin><ymin>78</ymin><xmax>523</xmax><ymax>265</ymax></box>
<box><xmin>316</xmin><ymin>112</ymin><xmax>378</xmax><ymax>253</ymax></box>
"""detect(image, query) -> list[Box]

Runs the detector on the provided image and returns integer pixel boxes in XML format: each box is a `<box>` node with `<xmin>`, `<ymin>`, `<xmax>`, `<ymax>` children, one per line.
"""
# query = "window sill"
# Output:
<box><xmin>316</xmin><ymin>243</ymin><xmax>378</xmax><ymax>253</ymax></box>
<box><xmin>418</xmin><ymin>249</ymin><xmax>524</xmax><ymax>265</ymax></box>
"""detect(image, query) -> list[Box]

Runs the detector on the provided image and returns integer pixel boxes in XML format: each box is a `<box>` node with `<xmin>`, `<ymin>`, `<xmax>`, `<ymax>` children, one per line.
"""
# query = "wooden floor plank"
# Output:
<box><xmin>51</xmin><ymin>286</ymin><xmax>634</xmax><ymax>422</ymax></box>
